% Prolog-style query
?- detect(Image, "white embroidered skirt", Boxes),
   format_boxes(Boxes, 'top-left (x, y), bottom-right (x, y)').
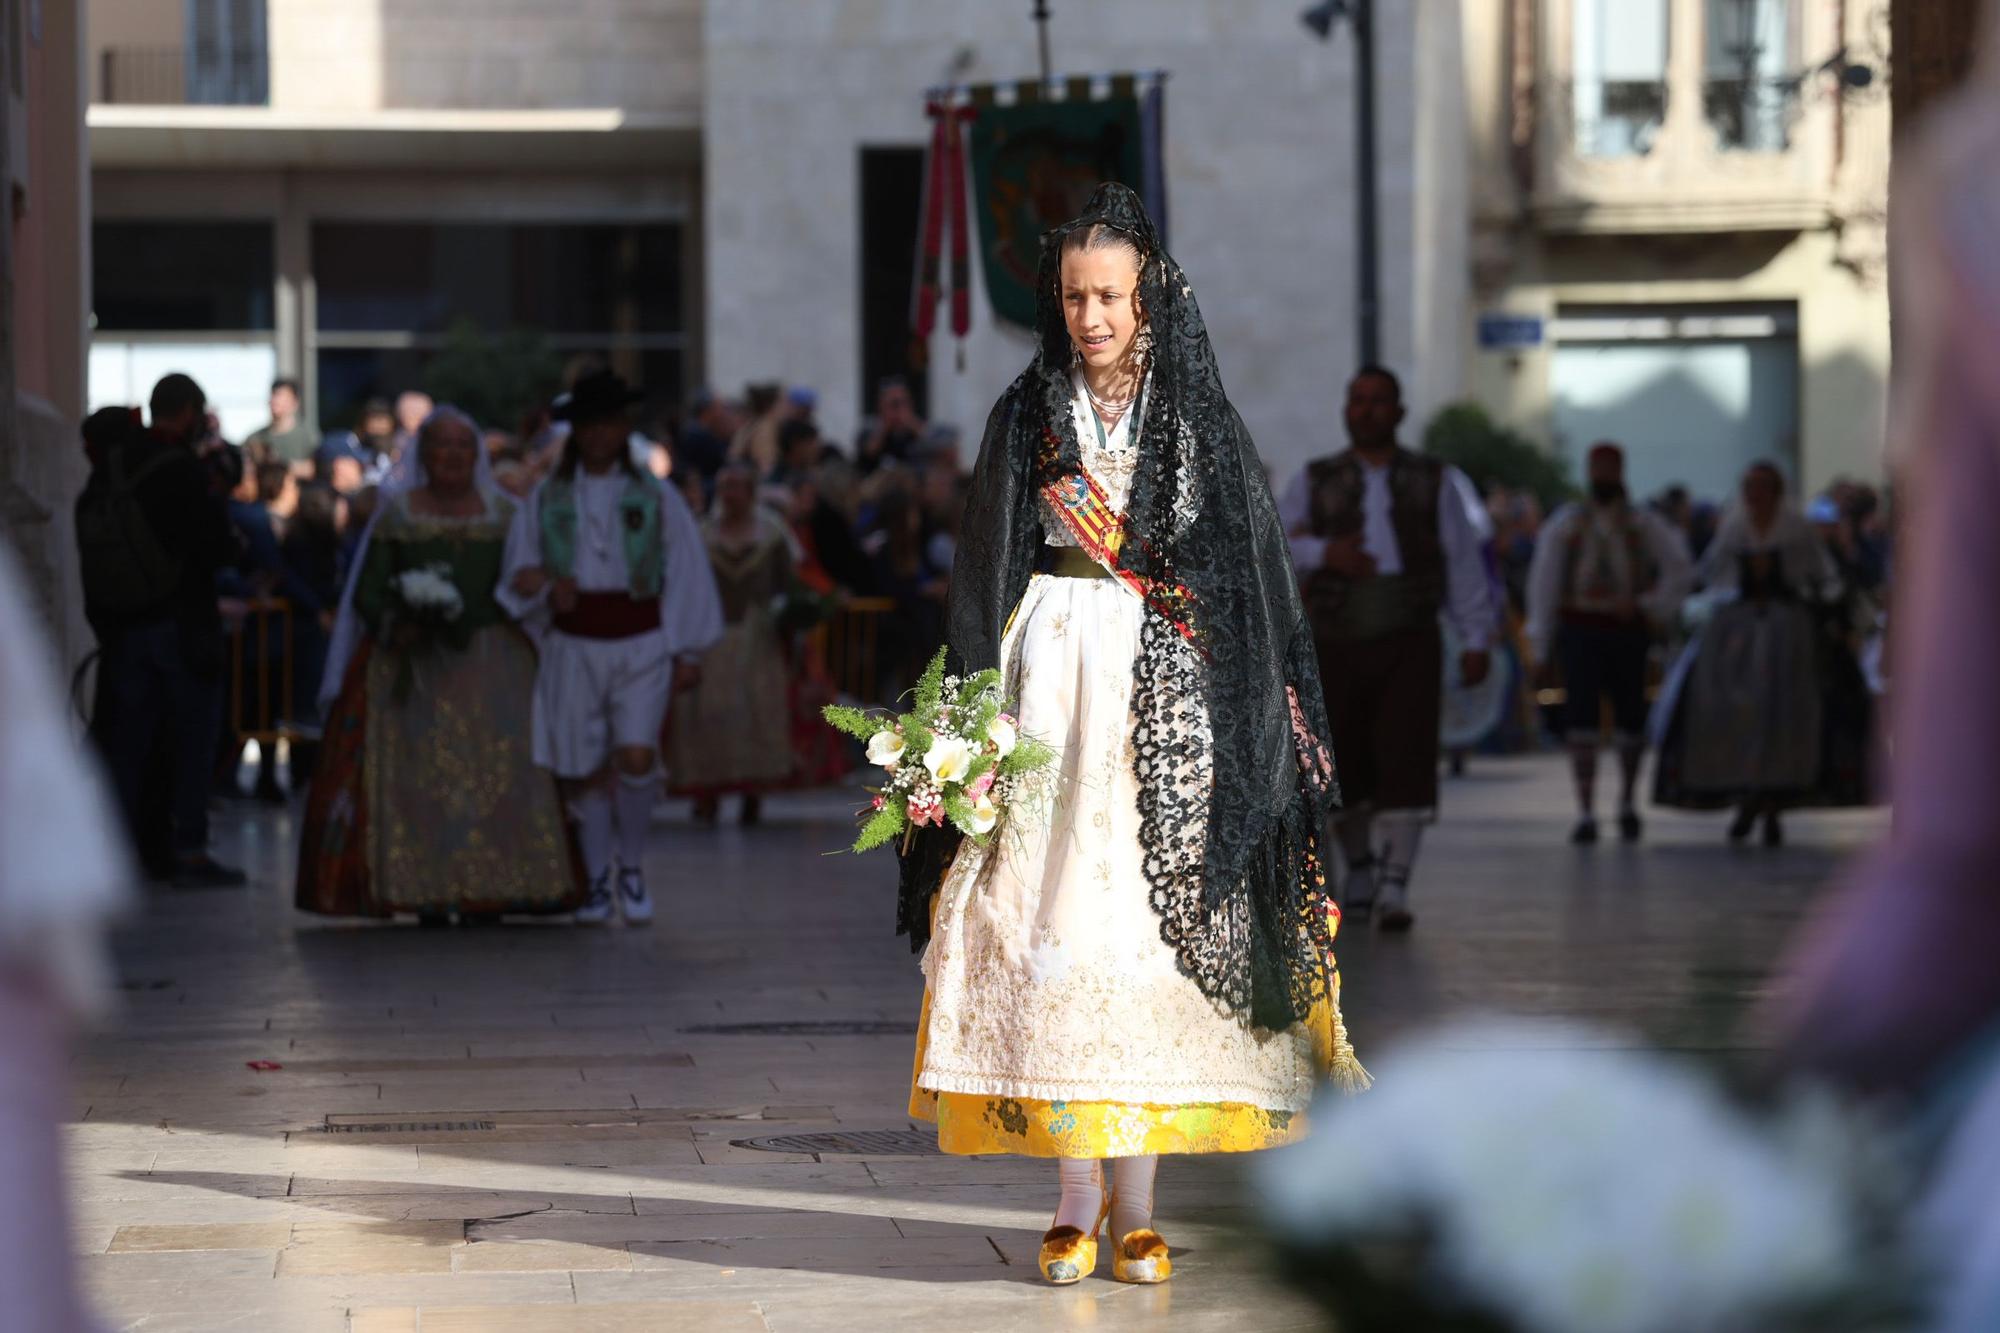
top-left (917, 570), bottom-right (1320, 1112)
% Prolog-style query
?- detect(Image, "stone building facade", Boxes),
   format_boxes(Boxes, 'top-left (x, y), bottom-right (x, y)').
top-left (86, 0), bottom-right (1468, 487)
top-left (1457, 0), bottom-right (1894, 501)
top-left (80, 0), bottom-right (1909, 536)
top-left (89, 0), bottom-right (701, 441)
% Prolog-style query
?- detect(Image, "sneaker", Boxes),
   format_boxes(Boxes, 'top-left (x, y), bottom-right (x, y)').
top-left (1341, 863), bottom-right (1378, 921)
top-left (1570, 817), bottom-right (1599, 846)
top-left (617, 867), bottom-right (654, 926)
top-left (1619, 810), bottom-right (1643, 844)
top-left (168, 856), bottom-right (248, 890)
top-left (574, 871), bottom-right (616, 925)
top-left (1377, 877), bottom-right (1415, 933)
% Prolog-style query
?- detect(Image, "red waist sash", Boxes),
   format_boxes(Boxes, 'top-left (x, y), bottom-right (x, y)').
top-left (553, 591), bottom-right (662, 640)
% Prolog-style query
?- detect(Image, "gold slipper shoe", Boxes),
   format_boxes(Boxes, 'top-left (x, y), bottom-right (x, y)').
top-left (1038, 1195), bottom-right (1111, 1285)
top-left (1110, 1227), bottom-right (1173, 1284)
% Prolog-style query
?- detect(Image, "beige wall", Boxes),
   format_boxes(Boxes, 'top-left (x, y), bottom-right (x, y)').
top-left (269, 0), bottom-right (701, 114)
top-left (86, 0), bottom-right (185, 102)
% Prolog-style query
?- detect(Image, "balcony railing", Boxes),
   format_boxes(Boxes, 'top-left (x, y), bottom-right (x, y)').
top-left (1569, 78), bottom-right (1670, 157)
top-left (1701, 76), bottom-right (1796, 152)
top-left (98, 45), bottom-right (268, 107)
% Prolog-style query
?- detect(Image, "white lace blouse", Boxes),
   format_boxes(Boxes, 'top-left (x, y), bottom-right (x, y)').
top-left (1042, 370), bottom-right (1143, 547)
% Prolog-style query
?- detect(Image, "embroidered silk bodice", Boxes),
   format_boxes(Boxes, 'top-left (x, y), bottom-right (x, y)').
top-left (1043, 372), bottom-right (1142, 547)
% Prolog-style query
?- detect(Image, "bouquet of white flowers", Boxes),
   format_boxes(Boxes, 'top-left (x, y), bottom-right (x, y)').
top-left (823, 647), bottom-right (1055, 854)
top-left (1259, 1018), bottom-right (1915, 1333)
top-left (382, 562), bottom-right (469, 702)
top-left (392, 564), bottom-right (465, 622)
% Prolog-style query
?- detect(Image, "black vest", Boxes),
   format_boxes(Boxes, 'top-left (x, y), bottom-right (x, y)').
top-left (1301, 447), bottom-right (1447, 640)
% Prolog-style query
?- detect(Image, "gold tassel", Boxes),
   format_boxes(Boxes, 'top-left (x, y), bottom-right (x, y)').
top-left (1325, 981), bottom-right (1373, 1094)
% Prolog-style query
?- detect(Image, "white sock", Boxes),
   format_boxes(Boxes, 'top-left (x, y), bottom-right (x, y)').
top-left (1053, 1157), bottom-right (1104, 1233)
top-left (614, 771), bottom-right (658, 873)
top-left (1378, 812), bottom-right (1426, 901)
top-left (570, 788), bottom-right (614, 883)
top-left (1110, 1154), bottom-right (1158, 1241)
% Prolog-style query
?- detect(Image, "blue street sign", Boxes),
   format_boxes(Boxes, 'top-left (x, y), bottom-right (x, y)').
top-left (1478, 314), bottom-right (1545, 350)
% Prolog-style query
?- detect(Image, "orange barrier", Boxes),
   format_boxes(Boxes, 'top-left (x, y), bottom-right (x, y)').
top-left (815, 596), bottom-right (897, 705)
top-left (229, 597), bottom-right (302, 746)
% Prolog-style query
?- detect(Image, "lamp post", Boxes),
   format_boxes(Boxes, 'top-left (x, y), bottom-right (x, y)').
top-left (1303, 0), bottom-right (1378, 367)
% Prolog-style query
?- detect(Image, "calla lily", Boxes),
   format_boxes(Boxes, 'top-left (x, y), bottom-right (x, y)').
top-left (967, 793), bottom-right (999, 835)
top-left (866, 729), bottom-right (906, 770)
top-left (924, 735), bottom-right (975, 785)
top-left (987, 715), bottom-right (1019, 758)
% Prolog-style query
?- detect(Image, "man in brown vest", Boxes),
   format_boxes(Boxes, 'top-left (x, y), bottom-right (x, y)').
top-left (1278, 366), bottom-right (1497, 931)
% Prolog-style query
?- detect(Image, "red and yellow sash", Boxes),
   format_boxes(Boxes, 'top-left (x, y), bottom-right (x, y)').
top-left (1038, 429), bottom-right (1203, 651)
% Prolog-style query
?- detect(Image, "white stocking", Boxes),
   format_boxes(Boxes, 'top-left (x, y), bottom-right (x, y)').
top-left (614, 769), bottom-right (658, 871)
top-left (1053, 1157), bottom-right (1104, 1233)
top-left (1111, 1154), bottom-right (1158, 1240)
top-left (1378, 812), bottom-right (1426, 891)
top-left (569, 788), bottom-right (614, 883)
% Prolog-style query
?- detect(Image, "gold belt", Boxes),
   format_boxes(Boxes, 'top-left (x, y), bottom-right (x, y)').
top-left (1046, 546), bottom-right (1114, 579)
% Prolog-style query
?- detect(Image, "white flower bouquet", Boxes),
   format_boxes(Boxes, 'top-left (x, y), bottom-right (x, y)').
top-left (391, 564), bottom-right (465, 623)
top-left (823, 647), bottom-right (1055, 854)
top-left (1259, 1018), bottom-right (1914, 1333)
top-left (383, 562), bottom-right (469, 702)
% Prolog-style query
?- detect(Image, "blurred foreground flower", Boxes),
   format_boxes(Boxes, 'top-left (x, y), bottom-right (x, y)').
top-left (1258, 1018), bottom-right (1914, 1333)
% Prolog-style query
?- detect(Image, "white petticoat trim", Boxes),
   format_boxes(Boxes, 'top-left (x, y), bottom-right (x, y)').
top-left (914, 1065), bottom-right (1317, 1114)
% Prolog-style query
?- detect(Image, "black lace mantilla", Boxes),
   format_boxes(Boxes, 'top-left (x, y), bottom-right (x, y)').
top-left (898, 182), bottom-right (1341, 1033)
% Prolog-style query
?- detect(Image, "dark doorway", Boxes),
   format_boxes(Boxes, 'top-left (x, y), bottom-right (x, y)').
top-left (858, 147), bottom-right (929, 422)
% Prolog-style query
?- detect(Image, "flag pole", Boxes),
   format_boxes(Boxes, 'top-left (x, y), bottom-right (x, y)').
top-left (1034, 1), bottom-right (1052, 85)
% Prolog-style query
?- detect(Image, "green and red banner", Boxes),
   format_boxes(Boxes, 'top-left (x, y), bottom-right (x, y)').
top-left (918, 75), bottom-right (1167, 337)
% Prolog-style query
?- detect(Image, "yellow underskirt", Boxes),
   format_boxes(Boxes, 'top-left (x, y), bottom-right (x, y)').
top-left (908, 974), bottom-right (1368, 1158)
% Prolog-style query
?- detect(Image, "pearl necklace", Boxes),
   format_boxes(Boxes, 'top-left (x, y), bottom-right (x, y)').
top-left (1082, 374), bottom-right (1139, 421)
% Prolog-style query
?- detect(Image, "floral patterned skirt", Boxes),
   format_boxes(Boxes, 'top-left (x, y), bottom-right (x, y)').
top-left (911, 571), bottom-right (1364, 1157)
top-left (909, 983), bottom-right (1356, 1157)
top-left (362, 627), bottom-right (581, 914)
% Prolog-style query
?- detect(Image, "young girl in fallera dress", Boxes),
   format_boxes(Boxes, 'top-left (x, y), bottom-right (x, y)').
top-left (899, 185), bottom-right (1366, 1286)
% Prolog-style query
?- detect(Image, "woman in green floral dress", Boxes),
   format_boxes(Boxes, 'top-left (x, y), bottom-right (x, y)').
top-left (298, 408), bottom-right (580, 920)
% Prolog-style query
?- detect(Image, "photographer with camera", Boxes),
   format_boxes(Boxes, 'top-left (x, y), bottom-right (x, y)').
top-left (76, 373), bottom-right (248, 888)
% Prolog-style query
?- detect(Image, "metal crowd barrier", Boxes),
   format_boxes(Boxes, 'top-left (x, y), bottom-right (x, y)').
top-left (815, 596), bottom-right (897, 705)
top-left (229, 597), bottom-right (302, 746)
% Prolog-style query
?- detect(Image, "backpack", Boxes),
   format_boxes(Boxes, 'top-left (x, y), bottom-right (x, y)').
top-left (76, 446), bottom-right (183, 619)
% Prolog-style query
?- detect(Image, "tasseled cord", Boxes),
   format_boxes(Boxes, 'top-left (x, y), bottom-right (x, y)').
top-left (1323, 972), bottom-right (1373, 1094)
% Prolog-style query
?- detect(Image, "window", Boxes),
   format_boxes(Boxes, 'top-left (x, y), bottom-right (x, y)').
top-left (92, 222), bottom-right (275, 331)
top-left (310, 222), bottom-right (687, 431)
top-left (1704, 0), bottom-right (1795, 151)
top-left (1572, 0), bottom-right (1670, 157)
top-left (313, 223), bottom-right (684, 336)
top-left (186, 0), bottom-right (268, 106)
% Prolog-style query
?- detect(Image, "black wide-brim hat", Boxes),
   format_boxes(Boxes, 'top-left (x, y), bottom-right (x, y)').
top-left (553, 369), bottom-right (644, 423)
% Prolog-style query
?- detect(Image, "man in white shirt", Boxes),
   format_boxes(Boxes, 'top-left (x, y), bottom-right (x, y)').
top-left (1524, 443), bottom-right (1692, 845)
top-left (500, 371), bottom-right (724, 926)
top-left (1278, 366), bottom-right (1498, 932)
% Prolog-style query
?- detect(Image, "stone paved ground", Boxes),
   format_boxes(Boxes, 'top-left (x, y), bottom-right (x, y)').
top-left (71, 756), bottom-right (1886, 1331)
